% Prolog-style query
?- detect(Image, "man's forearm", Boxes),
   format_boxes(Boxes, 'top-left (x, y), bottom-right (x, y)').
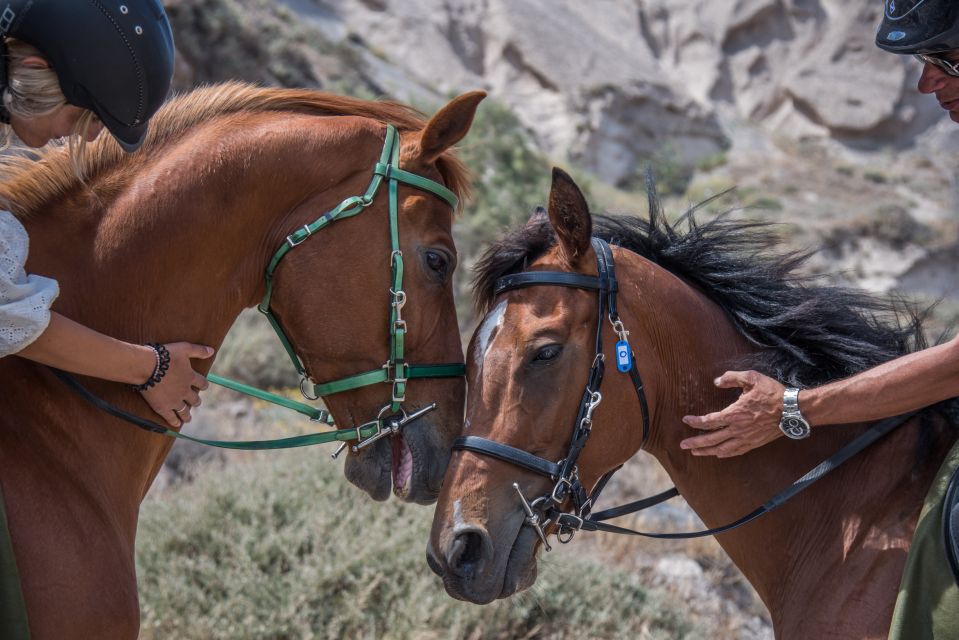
top-left (803, 337), bottom-right (959, 426)
top-left (16, 311), bottom-right (155, 385)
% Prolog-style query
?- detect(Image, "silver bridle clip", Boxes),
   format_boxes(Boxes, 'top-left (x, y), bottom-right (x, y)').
top-left (581, 390), bottom-right (602, 430)
top-left (391, 287), bottom-right (407, 332)
top-left (610, 317), bottom-right (629, 343)
top-left (513, 483), bottom-right (552, 552)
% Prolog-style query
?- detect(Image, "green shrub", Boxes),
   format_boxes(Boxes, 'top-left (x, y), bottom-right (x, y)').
top-left (137, 450), bottom-right (703, 639)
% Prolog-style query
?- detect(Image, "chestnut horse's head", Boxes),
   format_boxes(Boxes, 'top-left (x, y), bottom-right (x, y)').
top-left (2, 84), bottom-right (485, 506)
top-left (427, 169), bottom-right (657, 601)
top-left (259, 91), bottom-right (486, 504)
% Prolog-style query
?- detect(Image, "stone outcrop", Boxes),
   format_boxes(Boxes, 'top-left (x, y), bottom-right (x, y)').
top-left (285, 0), bottom-right (942, 184)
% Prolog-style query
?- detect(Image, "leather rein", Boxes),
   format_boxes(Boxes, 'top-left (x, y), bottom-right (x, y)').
top-left (452, 237), bottom-right (916, 549)
top-left (54, 124), bottom-right (466, 453)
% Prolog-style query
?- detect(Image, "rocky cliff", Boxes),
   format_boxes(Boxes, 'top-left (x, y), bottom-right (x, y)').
top-left (284, 0), bottom-right (946, 185)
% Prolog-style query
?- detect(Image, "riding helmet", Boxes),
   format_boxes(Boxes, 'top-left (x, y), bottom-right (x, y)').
top-left (0, 0), bottom-right (175, 152)
top-left (876, 0), bottom-right (959, 54)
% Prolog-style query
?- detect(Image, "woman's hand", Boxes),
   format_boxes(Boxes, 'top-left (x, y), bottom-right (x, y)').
top-left (140, 342), bottom-right (213, 427)
top-left (680, 370), bottom-right (785, 458)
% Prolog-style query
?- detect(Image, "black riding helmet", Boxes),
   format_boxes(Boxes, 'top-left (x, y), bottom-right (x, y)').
top-left (0, 0), bottom-right (174, 152)
top-left (876, 0), bottom-right (959, 55)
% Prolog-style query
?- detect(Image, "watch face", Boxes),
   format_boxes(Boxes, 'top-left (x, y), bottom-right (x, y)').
top-left (781, 415), bottom-right (811, 440)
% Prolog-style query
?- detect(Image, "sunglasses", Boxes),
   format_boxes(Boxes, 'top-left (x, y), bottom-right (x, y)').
top-left (915, 54), bottom-right (959, 78)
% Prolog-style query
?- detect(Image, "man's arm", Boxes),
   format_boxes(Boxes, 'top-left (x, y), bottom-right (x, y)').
top-left (679, 336), bottom-right (959, 457)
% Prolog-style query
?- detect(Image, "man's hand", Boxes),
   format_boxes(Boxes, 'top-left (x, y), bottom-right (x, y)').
top-left (680, 371), bottom-right (787, 458)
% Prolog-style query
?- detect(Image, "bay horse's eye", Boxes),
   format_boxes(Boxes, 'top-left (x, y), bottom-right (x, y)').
top-left (532, 344), bottom-right (563, 364)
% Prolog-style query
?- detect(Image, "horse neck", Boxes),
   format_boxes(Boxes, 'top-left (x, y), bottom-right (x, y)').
top-left (611, 250), bottom-right (953, 633)
top-left (9, 114), bottom-right (385, 498)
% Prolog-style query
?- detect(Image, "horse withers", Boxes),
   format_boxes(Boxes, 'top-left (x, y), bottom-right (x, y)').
top-left (427, 169), bottom-right (958, 639)
top-left (0, 83), bottom-right (483, 638)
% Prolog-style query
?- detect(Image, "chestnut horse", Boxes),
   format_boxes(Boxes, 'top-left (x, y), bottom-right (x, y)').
top-left (428, 169), bottom-right (958, 638)
top-left (0, 82), bottom-right (483, 638)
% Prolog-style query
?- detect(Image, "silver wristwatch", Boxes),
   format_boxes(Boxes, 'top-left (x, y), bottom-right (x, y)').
top-left (779, 387), bottom-right (811, 440)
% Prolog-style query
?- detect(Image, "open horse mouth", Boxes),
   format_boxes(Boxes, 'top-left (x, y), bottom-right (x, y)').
top-left (391, 435), bottom-right (414, 498)
top-left (343, 408), bottom-right (452, 504)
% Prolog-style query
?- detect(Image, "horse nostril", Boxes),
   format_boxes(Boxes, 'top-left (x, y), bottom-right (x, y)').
top-left (447, 528), bottom-right (489, 579)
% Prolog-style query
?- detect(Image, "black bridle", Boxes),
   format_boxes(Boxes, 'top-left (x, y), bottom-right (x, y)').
top-left (452, 237), bottom-right (916, 550)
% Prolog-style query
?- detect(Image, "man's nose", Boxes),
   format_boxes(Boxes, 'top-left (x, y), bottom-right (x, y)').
top-left (918, 62), bottom-right (950, 94)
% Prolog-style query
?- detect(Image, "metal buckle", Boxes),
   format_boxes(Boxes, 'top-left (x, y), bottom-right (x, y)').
top-left (557, 514), bottom-right (583, 544)
top-left (285, 224), bottom-right (313, 248)
top-left (514, 483), bottom-right (552, 552)
top-left (299, 376), bottom-right (319, 401)
top-left (383, 361), bottom-right (410, 384)
top-left (551, 475), bottom-right (574, 505)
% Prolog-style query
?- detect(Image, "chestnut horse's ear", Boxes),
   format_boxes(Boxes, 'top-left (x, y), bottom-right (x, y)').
top-left (547, 168), bottom-right (592, 261)
top-left (418, 90), bottom-right (486, 163)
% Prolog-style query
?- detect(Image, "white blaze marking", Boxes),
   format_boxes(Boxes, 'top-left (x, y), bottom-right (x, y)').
top-left (453, 499), bottom-right (466, 528)
top-left (473, 299), bottom-right (508, 370)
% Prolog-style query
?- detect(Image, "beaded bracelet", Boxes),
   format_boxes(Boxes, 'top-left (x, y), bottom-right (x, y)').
top-left (133, 343), bottom-right (171, 392)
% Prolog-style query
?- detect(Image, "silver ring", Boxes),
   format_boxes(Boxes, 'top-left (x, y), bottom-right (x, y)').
top-left (173, 403), bottom-right (190, 415)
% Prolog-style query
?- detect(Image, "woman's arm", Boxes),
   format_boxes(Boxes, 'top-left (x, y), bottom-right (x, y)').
top-left (679, 335), bottom-right (959, 457)
top-left (17, 311), bottom-right (213, 427)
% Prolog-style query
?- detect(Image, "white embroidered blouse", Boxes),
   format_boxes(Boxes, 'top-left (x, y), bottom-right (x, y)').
top-left (0, 210), bottom-right (59, 357)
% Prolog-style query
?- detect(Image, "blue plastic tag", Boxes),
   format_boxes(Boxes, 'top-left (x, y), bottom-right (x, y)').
top-left (615, 340), bottom-right (632, 373)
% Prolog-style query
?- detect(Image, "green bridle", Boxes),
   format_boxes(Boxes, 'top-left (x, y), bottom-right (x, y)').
top-left (205, 123), bottom-right (465, 452)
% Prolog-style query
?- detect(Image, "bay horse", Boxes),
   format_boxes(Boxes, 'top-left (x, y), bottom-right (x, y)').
top-left (0, 82), bottom-right (483, 638)
top-left (428, 169), bottom-right (958, 638)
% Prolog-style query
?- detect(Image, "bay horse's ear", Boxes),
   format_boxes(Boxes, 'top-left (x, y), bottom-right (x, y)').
top-left (526, 206), bottom-right (548, 225)
top-left (548, 168), bottom-right (592, 261)
top-left (418, 91), bottom-right (486, 163)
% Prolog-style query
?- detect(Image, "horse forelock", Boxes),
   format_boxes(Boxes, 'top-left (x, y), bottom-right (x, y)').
top-left (0, 81), bottom-right (472, 218)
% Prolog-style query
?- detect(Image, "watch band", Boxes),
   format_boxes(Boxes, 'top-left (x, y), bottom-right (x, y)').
top-left (783, 387), bottom-right (800, 413)
top-left (780, 387), bottom-right (811, 440)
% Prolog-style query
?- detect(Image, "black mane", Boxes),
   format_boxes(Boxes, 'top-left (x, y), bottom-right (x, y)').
top-left (474, 191), bottom-right (931, 391)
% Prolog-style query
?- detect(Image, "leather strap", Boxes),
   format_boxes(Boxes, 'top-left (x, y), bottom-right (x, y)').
top-left (494, 272), bottom-right (610, 296)
top-left (453, 436), bottom-right (561, 478)
top-left (556, 412), bottom-right (917, 539)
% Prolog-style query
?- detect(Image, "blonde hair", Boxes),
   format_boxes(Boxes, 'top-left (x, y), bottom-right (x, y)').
top-left (4, 38), bottom-right (66, 119)
top-left (1, 38), bottom-right (98, 161)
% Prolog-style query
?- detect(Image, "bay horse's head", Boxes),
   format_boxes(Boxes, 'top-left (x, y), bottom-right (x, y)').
top-left (427, 169), bottom-right (655, 601)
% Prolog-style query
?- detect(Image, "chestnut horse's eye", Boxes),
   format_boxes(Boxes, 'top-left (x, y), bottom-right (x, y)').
top-left (426, 250), bottom-right (447, 272)
top-left (423, 249), bottom-right (452, 281)
top-left (532, 344), bottom-right (563, 364)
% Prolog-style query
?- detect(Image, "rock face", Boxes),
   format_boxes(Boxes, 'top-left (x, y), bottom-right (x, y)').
top-left (296, 0), bottom-right (941, 184)
top-left (311, 0), bottom-right (727, 185)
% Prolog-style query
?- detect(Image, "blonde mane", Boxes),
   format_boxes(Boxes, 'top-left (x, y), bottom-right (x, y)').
top-left (0, 81), bottom-right (472, 217)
